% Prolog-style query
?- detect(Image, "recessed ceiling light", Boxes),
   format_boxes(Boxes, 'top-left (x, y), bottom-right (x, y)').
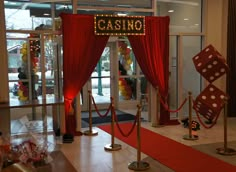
top-left (168, 10), bottom-right (174, 13)
top-left (194, 23), bottom-right (199, 26)
top-left (184, 18), bottom-right (189, 21)
top-left (117, 13), bottom-right (127, 16)
top-left (156, 0), bottom-right (199, 6)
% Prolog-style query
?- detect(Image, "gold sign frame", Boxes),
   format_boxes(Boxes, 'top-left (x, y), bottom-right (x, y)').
top-left (94, 14), bottom-right (145, 36)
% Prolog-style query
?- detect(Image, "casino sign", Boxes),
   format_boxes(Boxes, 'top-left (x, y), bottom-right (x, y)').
top-left (94, 14), bottom-right (145, 36)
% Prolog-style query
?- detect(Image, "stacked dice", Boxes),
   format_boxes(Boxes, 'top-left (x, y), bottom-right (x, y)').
top-left (192, 44), bottom-right (229, 121)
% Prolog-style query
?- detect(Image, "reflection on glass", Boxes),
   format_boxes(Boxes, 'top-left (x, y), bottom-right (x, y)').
top-left (157, 0), bottom-right (202, 33)
top-left (9, 82), bottom-right (20, 99)
top-left (91, 47), bottom-right (111, 104)
top-left (119, 77), bottom-right (136, 100)
top-left (77, 0), bottom-right (152, 8)
top-left (91, 77), bottom-right (111, 104)
top-left (38, 35), bottom-right (58, 98)
top-left (118, 40), bottom-right (137, 101)
top-left (7, 39), bottom-right (30, 101)
top-left (169, 36), bottom-right (178, 118)
top-left (118, 41), bottom-right (135, 75)
top-left (5, 2), bottom-right (52, 30)
top-left (140, 77), bottom-right (148, 95)
top-left (182, 36), bottom-right (202, 116)
top-left (140, 77), bottom-right (148, 111)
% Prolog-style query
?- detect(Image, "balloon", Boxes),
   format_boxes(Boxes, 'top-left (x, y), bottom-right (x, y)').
top-left (23, 90), bottom-right (29, 97)
top-left (126, 48), bottom-right (131, 54)
top-left (18, 90), bottom-right (23, 97)
top-left (22, 43), bottom-right (27, 49)
top-left (20, 48), bottom-right (27, 55)
top-left (19, 96), bottom-right (28, 101)
top-left (22, 55), bottom-right (27, 62)
top-left (126, 59), bottom-right (132, 65)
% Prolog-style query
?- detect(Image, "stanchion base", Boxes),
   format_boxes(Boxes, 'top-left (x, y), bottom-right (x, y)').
top-left (128, 161), bottom-right (150, 171)
top-left (104, 143), bottom-right (122, 151)
top-left (183, 134), bottom-right (198, 141)
top-left (83, 129), bottom-right (98, 136)
top-left (216, 147), bottom-right (236, 156)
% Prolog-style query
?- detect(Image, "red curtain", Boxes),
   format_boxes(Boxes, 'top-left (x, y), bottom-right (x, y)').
top-left (61, 13), bottom-right (109, 135)
top-left (128, 16), bottom-right (171, 124)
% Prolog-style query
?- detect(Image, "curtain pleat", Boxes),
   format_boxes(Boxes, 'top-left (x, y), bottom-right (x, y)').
top-left (61, 13), bottom-right (109, 135)
top-left (128, 16), bottom-right (171, 124)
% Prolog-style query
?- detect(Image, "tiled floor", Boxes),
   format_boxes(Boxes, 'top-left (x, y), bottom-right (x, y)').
top-left (60, 111), bottom-right (236, 172)
top-left (9, 111), bottom-right (236, 172)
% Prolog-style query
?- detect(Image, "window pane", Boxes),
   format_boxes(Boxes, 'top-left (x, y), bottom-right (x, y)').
top-left (91, 47), bottom-right (111, 104)
top-left (157, 0), bottom-right (202, 33)
top-left (169, 36), bottom-right (178, 118)
top-left (5, 2), bottom-right (52, 30)
top-left (77, 0), bottom-right (152, 9)
top-left (118, 40), bottom-right (137, 101)
top-left (182, 36), bottom-right (202, 116)
top-left (118, 40), bottom-right (136, 75)
top-left (7, 39), bottom-right (30, 101)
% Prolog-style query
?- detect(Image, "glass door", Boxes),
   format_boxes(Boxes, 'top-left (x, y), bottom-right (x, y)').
top-left (81, 42), bottom-right (117, 111)
top-left (81, 38), bottom-right (149, 113)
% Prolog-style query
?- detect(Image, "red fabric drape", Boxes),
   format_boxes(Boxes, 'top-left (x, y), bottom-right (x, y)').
top-left (61, 13), bottom-right (109, 135)
top-left (128, 16), bottom-right (171, 124)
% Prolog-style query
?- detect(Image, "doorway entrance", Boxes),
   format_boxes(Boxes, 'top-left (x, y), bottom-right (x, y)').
top-left (80, 38), bottom-right (148, 112)
top-left (81, 42), bottom-right (117, 111)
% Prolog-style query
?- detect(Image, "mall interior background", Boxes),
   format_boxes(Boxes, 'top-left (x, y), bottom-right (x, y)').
top-left (0, 0), bottom-right (228, 135)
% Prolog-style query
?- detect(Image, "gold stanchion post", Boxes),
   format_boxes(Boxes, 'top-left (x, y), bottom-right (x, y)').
top-left (104, 97), bottom-right (122, 151)
top-left (183, 91), bottom-right (198, 140)
top-left (216, 97), bottom-right (236, 155)
top-left (84, 90), bottom-right (98, 136)
top-left (128, 104), bottom-right (150, 171)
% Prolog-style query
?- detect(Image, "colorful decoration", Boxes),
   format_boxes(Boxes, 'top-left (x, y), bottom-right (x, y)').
top-left (17, 30), bottom-right (40, 101)
top-left (2, 138), bottom-right (53, 170)
top-left (29, 33), bottom-right (40, 74)
top-left (118, 41), bottom-right (135, 100)
top-left (18, 43), bottom-right (29, 101)
top-left (118, 76), bottom-right (132, 100)
top-left (181, 118), bottom-right (200, 138)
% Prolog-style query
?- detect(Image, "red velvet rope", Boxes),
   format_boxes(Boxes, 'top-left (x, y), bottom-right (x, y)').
top-left (91, 96), bottom-right (111, 118)
top-left (192, 99), bottom-right (220, 129)
top-left (159, 96), bottom-right (188, 113)
top-left (114, 109), bottom-right (138, 137)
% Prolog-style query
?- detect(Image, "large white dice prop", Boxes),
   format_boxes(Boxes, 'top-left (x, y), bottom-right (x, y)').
top-left (193, 84), bottom-right (228, 121)
top-left (192, 44), bottom-right (229, 83)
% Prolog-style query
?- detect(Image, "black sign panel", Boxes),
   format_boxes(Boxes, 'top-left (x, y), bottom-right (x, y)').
top-left (94, 15), bottom-right (145, 36)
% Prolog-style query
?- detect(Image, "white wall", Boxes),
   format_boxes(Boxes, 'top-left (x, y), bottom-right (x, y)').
top-left (205, 0), bottom-right (228, 92)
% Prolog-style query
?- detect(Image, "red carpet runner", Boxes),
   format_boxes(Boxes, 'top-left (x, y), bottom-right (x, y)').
top-left (98, 123), bottom-right (236, 172)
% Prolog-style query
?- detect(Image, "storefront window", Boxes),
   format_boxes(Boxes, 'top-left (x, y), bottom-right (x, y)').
top-left (4, 1), bottom-right (52, 30)
top-left (182, 36), bottom-right (202, 116)
top-left (77, 0), bottom-right (152, 9)
top-left (157, 0), bottom-right (202, 33)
